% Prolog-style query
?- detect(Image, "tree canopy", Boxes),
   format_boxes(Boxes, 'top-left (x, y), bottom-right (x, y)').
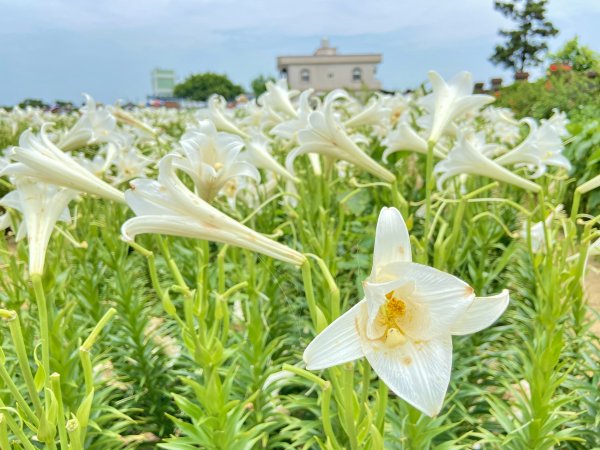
top-left (250, 75), bottom-right (276, 97)
top-left (490, 0), bottom-right (558, 73)
top-left (548, 36), bottom-right (600, 72)
top-left (174, 72), bottom-right (244, 101)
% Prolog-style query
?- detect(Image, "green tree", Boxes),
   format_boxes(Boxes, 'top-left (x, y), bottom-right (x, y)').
top-left (18, 98), bottom-right (48, 109)
top-left (490, 0), bottom-right (559, 74)
top-left (174, 72), bottom-right (243, 101)
top-left (250, 74), bottom-right (276, 97)
top-left (548, 36), bottom-right (600, 72)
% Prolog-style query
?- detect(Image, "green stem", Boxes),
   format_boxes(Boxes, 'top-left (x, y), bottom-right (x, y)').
top-left (306, 254), bottom-right (340, 320)
top-left (301, 261), bottom-right (318, 327)
top-left (342, 366), bottom-right (358, 450)
top-left (0, 363), bottom-right (39, 427)
top-left (50, 373), bottom-right (69, 450)
top-left (79, 349), bottom-right (94, 396)
top-left (0, 401), bottom-right (37, 450)
top-left (321, 382), bottom-right (342, 450)
top-left (3, 310), bottom-right (43, 415)
top-left (0, 414), bottom-right (10, 450)
top-left (423, 140), bottom-right (436, 264)
top-left (31, 274), bottom-right (50, 390)
top-left (158, 236), bottom-right (189, 293)
top-left (81, 308), bottom-right (117, 352)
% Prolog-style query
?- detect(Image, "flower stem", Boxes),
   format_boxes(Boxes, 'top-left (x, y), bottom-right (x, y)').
top-left (301, 260), bottom-right (318, 327)
top-left (50, 373), bottom-right (69, 450)
top-left (31, 274), bottom-right (50, 389)
top-left (2, 310), bottom-right (43, 415)
top-left (423, 140), bottom-right (436, 263)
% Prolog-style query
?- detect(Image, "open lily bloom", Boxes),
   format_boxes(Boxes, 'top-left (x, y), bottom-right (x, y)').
top-left (434, 130), bottom-right (541, 192)
top-left (385, 93), bottom-right (410, 127)
top-left (271, 90), bottom-right (315, 142)
top-left (494, 118), bottom-right (571, 179)
top-left (110, 145), bottom-right (152, 186)
top-left (242, 133), bottom-right (297, 183)
top-left (175, 120), bottom-right (260, 203)
top-left (382, 121), bottom-right (446, 161)
top-left (2, 125), bottom-right (126, 203)
top-left (286, 102), bottom-right (395, 183)
top-left (206, 96), bottom-right (249, 139)
top-left (344, 94), bottom-right (391, 129)
top-left (122, 154), bottom-right (306, 266)
top-left (58, 94), bottom-right (118, 151)
top-left (0, 177), bottom-right (77, 275)
top-left (481, 106), bottom-right (522, 146)
top-left (259, 79), bottom-right (299, 119)
top-left (419, 71), bottom-right (494, 143)
top-left (545, 109), bottom-right (570, 138)
top-left (304, 207), bottom-right (509, 416)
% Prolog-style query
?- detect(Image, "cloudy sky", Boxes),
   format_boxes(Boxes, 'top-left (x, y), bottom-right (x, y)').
top-left (1, 0), bottom-right (599, 105)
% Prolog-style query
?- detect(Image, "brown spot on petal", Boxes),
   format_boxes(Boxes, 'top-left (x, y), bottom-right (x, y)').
top-left (402, 356), bottom-right (412, 365)
top-left (465, 286), bottom-right (474, 296)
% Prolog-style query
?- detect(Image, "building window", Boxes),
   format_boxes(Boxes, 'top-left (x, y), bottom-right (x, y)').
top-left (328, 72), bottom-right (334, 79)
top-left (301, 69), bottom-right (310, 82)
top-left (352, 67), bottom-right (362, 82)
top-left (280, 68), bottom-right (288, 79)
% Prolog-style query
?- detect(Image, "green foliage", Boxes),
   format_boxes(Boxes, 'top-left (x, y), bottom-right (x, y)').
top-left (18, 98), bottom-right (49, 109)
top-left (495, 71), bottom-right (600, 121)
top-left (1, 92), bottom-right (598, 450)
top-left (564, 120), bottom-right (600, 213)
top-left (549, 36), bottom-right (600, 72)
top-left (173, 72), bottom-right (243, 101)
top-left (250, 74), bottom-right (276, 97)
top-left (490, 0), bottom-right (559, 73)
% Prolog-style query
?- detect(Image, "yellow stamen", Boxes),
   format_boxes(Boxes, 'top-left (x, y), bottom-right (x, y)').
top-left (376, 291), bottom-right (407, 348)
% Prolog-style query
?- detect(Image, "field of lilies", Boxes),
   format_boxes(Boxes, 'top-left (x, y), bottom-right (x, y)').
top-left (0, 72), bottom-right (598, 449)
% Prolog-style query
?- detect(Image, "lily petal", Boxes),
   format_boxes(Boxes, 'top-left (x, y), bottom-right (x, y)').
top-left (365, 334), bottom-right (452, 417)
top-left (451, 289), bottom-right (509, 335)
top-left (304, 300), bottom-right (366, 370)
top-left (371, 207), bottom-right (412, 280)
top-left (367, 262), bottom-right (474, 340)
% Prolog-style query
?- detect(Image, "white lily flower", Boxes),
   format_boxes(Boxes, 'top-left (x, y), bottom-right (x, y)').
top-left (271, 90), bottom-right (315, 142)
top-left (242, 133), bottom-right (297, 182)
top-left (259, 79), bottom-right (299, 119)
top-left (419, 71), bottom-right (494, 143)
top-left (495, 119), bottom-right (571, 178)
top-left (382, 121), bottom-right (445, 161)
top-left (58, 94), bottom-right (117, 151)
top-left (109, 105), bottom-right (158, 138)
top-left (2, 125), bottom-right (126, 203)
top-left (434, 130), bottom-right (541, 192)
top-left (122, 154), bottom-right (306, 266)
top-left (304, 207), bottom-right (509, 416)
top-left (385, 93), bottom-right (410, 127)
top-left (110, 145), bottom-right (152, 186)
top-left (175, 120), bottom-right (259, 203)
top-left (520, 204), bottom-right (563, 253)
top-left (0, 178), bottom-right (77, 275)
top-left (344, 94), bottom-right (391, 129)
top-left (545, 109), bottom-right (570, 138)
top-left (482, 107), bottom-right (521, 146)
top-left (286, 102), bottom-right (395, 183)
top-left (206, 96), bottom-right (249, 139)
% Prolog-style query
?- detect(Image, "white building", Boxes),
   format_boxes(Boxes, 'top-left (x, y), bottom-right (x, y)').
top-left (277, 39), bottom-right (382, 92)
top-left (151, 68), bottom-right (177, 98)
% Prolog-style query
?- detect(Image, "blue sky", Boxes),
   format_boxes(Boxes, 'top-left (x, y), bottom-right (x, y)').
top-left (1, 0), bottom-right (599, 105)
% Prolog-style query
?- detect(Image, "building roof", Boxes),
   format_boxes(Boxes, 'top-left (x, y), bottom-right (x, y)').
top-left (277, 38), bottom-right (382, 68)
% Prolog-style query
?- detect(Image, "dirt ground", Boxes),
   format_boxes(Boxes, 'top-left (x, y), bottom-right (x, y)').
top-left (585, 260), bottom-right (600, 335)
